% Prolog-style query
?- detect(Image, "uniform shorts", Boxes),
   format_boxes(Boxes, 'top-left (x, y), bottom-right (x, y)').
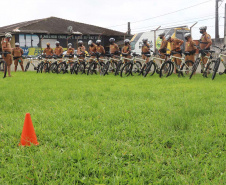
top-left (14, 57), bottom-right (23, 66)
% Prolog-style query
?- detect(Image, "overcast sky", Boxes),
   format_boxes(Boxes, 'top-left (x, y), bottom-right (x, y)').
top-left (0, 0), bottom-right (225, 40)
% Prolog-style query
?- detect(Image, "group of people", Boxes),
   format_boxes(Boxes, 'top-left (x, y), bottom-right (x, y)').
top-left (1, 25), bottom-right (212, 77)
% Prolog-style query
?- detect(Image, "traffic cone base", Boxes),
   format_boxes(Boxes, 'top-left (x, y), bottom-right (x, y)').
top-left (19, 113), bottom-right (39, 146)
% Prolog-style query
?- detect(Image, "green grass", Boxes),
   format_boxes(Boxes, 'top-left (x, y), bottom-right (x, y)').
top-left (0, 72), bottom-right (225, 184)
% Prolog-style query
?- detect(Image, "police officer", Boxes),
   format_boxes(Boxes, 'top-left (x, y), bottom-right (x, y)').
top-left (141, 38), bottom-right (150, 63)
top-left (184, 33), bottom-right (197, 63)
top-left (109, 38), bottom-right (120, 56)
top-left (88, 40), bottom-right (97, 62)
top-left (12, 42), bottom-right (24, 72)
top-left (121, 39), bottom-right (131, 61)
top-left (54, 41), bottom-right (63, 57)
top-left (199, 26), bottom-right (212, 73)
top-left (77, 40), bottom-right (86, 60)
top-left (158, 32), bottom-right (168, 61)
top-left (43, 43), bottom-right (53, 57)
top-left (96, 40), bottom-right (105, 56)
top-left (1, 33), bottom-right (12, 77)
top-left (66, 43), bottom-right (75, 58)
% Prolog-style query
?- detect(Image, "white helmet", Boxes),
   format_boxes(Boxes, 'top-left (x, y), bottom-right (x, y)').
top-left (184, 33), bottom-right (191, 38)
top-left (68, 43), bottom-right (72, 46)
top-left (199, 26), bottom-right (207, 30)
top-left (88, 40), bottom-right (93, 46)
top-left (55, 41), bottom-right (60, 44)
top-left (15, 42), bottom-right (20, 46)
top-left (109, 38), bottom-right (115, 42)
top-left (124, 39), bottom-right (130, 43)
top-left (165, 35), bottom-right (171, 41)
top-left (142, 38), bottom-right (148, 42)
top-left (96, 40), bottom-right (101, 44)
top-left (158, 32), bottom-right (165, 37)
top-left (78, 40), bottom-right (83, 44)
top-left (5, 33), bottom-right (12, 38)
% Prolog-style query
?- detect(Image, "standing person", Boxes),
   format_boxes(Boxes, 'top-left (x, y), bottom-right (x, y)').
top-left (96, 40), bottom-right (105, 57)
top-left (66, 43), bottom-right (75, 58)
top-left (184, 33), bottom-right (197, 62)
top-left (54, 41), bottom-right (63, 61)
top-left (121, 39), bottom-right (131, 62)
top-left (1, 33), bottom-right (12, 77)
top-left (43, 43), bottom-right (53, 57)
top-left (88, 40), bottom-right (97, 62)
top-left (158, 33), bottom-right (168, 61)
top-left (166, 35), bottom-right (184, 73)
top-left (109, 38), bottom-right (120, 56)
top-left (199, 26), bottom-right (212, 73)
top-left (77, 40), bottom-right (86, 60)
top-left (12, 42), bottom-right (24, 72)
top-left (141, 38), bottom-right (150, 63)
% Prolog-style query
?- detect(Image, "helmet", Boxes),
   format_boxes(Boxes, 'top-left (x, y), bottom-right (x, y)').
top-left (124, 39), bottom-right (130, 43)
top-left (5, 33), bottom-right (12, 38)
top-left (96, 40), bottom-right (101, 44)
top-left (158, 32), bottom-right (165, 37)
top-left (88, 40), bottom-right (93, 46)
top-left (46, 42), bottom-right (50, 46)
top-left (78, 40), bottom-right (83, 44)
top-left (199, 26), bottom-right (207, 30)
top-left (109, 38), bottom-right (115, 42)
top-left (165, 35), bottom-right (171, 41)
top-left (68, 43), bottom-right (72, 46)
top-left (184, 33), bottom-right (191, 38)
top-left (55, 41), bottom-right (60, 44)
top-left (15, 42), bottom-right (20, 46)
top-left (142, 38), bottom-right (148, 42)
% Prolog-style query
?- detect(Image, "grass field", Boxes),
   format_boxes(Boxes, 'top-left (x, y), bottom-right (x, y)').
top-left (0, 72), bottom-right (225, 184)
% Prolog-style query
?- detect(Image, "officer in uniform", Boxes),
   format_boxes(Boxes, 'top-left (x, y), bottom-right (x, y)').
top-left (12, 42), bottom-right (24, 72)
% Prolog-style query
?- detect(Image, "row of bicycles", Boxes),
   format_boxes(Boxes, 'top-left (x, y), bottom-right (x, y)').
top-left (9, 45), bottom-right (226, 80)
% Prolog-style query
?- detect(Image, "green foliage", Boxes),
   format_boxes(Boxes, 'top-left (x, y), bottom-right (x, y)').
top-left (0, 72), bottom-right (225, 184)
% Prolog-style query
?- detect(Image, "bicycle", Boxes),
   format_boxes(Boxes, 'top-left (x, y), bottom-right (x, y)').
top-left (0, 52), bottom-right (8, 78)
top-left (189, 49), bottom-right (215, 79)
top-left (87, 52), bottom-right (106, 75)
top-left (57, 54), bottom-right (76, 74)
top-left (160, 51), bottom-right (194, 78)
top-left (212, 45), bottom-right (226, 80)
top-left (102, 53), bottom-right (119, 76)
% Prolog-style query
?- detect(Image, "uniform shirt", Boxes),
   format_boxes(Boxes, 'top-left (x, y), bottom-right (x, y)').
top-left (110, 43), bottom-right (119, 54)
top-left (77, 46), bottom-right (86, 55)
top-left (142, 43), bottom-right (150, 53)
top-left (122, 45), bottom-right (131, 54)
top-left (89, 44), bottom-right (97, 54)
top-left (185, 40), bottom-right (197, 52)
top-left (54, 46), bottom-right (63, 56)
top-left (66, 48), bottom-right (74, 55)
top-left (96, 45), bottom-right (105, 54)
top-left (159, 38), bottom-right (168, 51)
top-left (12, 47), bottom-right (23, 57)
top-left (1, 39), bottom-right (11, 52)
top-left (169, 38), bottom-right (184, 51)
top-left (200, 33), bottom-right (212, 49)
top-left (43, 47), bottom-right (53, 56)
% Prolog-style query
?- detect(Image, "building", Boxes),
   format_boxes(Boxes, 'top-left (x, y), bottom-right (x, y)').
top-left (0, 16), bottom-right (128, 55)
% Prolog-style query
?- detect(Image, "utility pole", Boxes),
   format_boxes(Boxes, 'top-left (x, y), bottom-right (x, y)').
top-left (215, 0), bottom-right (222, 39)
top-left (224, 3), bottom-right (226, 44)
top-left (128, 22), bottom-right (131, 35)
top-left (190, 22), bottom-right (197, 36)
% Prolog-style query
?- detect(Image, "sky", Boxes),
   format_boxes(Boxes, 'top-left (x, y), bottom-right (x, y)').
top-left (0, 0), bottom-right (225, 40)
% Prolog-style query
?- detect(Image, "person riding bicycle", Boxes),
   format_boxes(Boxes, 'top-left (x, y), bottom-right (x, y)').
top-left (109, 38), bottom-right (120, 58)
top-left (66, 43), bottom-right (75, 59)
top-left (77, 40), bottom-right (86, 60)
top-left (199, 26), bottom-right (212, 73)
top-left (122, 39), bottom-right (131, 61)
top-left (1, 33), bottom-right (13, 77)
top-left (96, 40), bottom-right (105, 57)
top-left (43, 43), bottom-right (53, 57)
top-left (184, 33), bottom-right (197, 63)
top-left (141, 38), bottom-right (150, 63)
top-left (166, 35), bottom-right (184, 73)
top-left (54, 41), bottom-right (63, 62)
top-left (12, 42), bottom-right (24, 72)
top-left (158, 32), bottom-right (168, 61)
top-left (88, 40), bottom-right (97, 62)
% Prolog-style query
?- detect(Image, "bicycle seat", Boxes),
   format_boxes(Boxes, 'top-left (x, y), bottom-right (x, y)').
top-left (122, 53), bottom-right (129, 57)
top-left (171, 51), bottom-right (181, 55)
top-left (105, 53), bottom-right (112, 57)
top-left (64, 55), bottom-right (73, 58)
top-left (144, 54), bottom-right (151, 57)
top-left (165, 54), bottom-right (171, 57)
top-left (132, 53), bottom-right (139, 57)
top-left (184, 52), bottom-right (190, 56)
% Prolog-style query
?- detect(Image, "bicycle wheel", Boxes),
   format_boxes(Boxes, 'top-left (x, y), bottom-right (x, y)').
top-left (78, 62), bottom-right (86, 74)
top-left (120, 63), bottom-right (132, 77)
top-left (43, 63), bottom-right (49, 73)
top-left (189, 58), bottom-right (200, 79)
top-left (71, 62), bottom-right (78, 74)
top-left (115, 61), bottom-right (123, 76)
top-left (144, 61), bottom-right (156, 77)
top-left (98, 62), bottom-right (105, 75)
top-left (212, 58), bottom-right (220, 80)
top-left (132, 61), bottom-right (142, 76)
top-left (203, 61), bottom-right (214, 78)
top-left (0, 61), bottom-right (7, 78)
top-left (37, 62), bottom-right (43, 73)
top-left (103, 62), bottom-right (110, 76)
top-left (180, 60), bottom-right (194, 77)
top-left (50, 63), bottom-right (57, 73)
top-left (87, 62), bottom-right (95, 75)
top-left (160, 61), bottom-right (173, 77)
top-left (57, 62), bottom-right (66, 74)
top-left (25, 62), bottom-right (30, 72)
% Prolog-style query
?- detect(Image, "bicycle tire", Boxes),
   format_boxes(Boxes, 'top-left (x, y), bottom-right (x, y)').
top-left (180, 60), bottom-right (194, 77)
top-left (25, 62), bottom-right (30, 72)
top-left (115, 61), bottom-right (123, 76)
top-left (50, 63), bottom-right (57, 73)
top-left (87, 62), bottom-right (95, 75)
top-left (203, 61), bottom-right (213, 78)
top-left (189, 58), bottom-right (200, 79)
top-left (132, 61), bottom-right (142, 76)
top-left (212, 58), bottom-right (220, 80)
top-left (103, 62), bottom-right (110, 76)
top-left (0, 61), bottom-right (7, 78)
top-left (57, 62), bottom-right (66, 74)
top-left (43, 63), bottom-right (49, 73)
top-left (120, 62), bottom-right (132, 77)
top-left (160, 61), bottom-right (173, 78)
top-left (71, 62), bottom-right (78, 74)
top-left (78, 62), bottom-right (86, 74)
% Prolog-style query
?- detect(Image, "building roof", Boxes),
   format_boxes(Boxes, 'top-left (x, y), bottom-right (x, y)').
top-left (0, 16), bottom-right (125, 36)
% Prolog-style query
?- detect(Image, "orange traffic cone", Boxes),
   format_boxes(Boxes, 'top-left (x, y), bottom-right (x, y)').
top-left (19, 113), bottom-right (39, 146)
